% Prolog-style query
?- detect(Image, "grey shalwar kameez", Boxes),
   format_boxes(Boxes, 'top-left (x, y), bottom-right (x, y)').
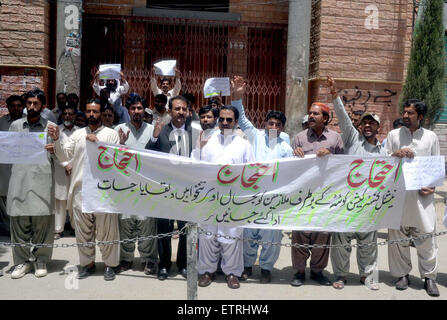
top-left (7, 117), bottom-right (55, 265)
top-left (330, 97), bottom-right (384, 278)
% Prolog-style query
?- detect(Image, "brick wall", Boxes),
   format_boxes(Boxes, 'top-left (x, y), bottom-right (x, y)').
top-left (317, 0), bottom-right (412, 81)
top-left (0, 0), bottom-right (51, 113)
top-left (309, 79), bottom-right (401, 142)
top-left (308, 0), bottom-right (415, 142)
top-left (309, 0), bottom-right (322, 79)
top-left (0, 0), bottom-right (51, 66)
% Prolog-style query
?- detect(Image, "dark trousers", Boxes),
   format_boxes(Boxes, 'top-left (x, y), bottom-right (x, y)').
top-left (157, 218), bottom-right (186, 271)
top-left (291, 231), bottom-right (331, 273)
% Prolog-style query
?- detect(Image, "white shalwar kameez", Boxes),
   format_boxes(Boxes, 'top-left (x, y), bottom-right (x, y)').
top-left (386, 126), bottom-right (440, 280)
top-left (191, 133), bottom-right (254, 277)
top-left (54, 124), bottom-right (78, 232)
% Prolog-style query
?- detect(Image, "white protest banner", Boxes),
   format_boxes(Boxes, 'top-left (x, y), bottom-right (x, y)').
top-left (0, 132), bottom-right (47, 164)
top-left (402, 156), bottom-right (445, 190)
top-left (99, 64), bottom-right (121, 80)
top-left (154, 60), bottom-right (176, 76)
top-left (83, 142), bottom-right (409, 232)
top-left (203, 77), bottom-right (231, 98)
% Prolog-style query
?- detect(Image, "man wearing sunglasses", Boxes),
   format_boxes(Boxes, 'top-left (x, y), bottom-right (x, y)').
top-left (230, 75), bottom-right (293, 284)
top-left (192, 105), bottom-right (254, 290)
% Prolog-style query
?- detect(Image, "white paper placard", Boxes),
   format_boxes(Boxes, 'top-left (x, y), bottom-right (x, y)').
top-left (99, 64), bottom-right (121, 80)
top-left (402, 156), bottom-right (445, 190)
top-left (0, 132), bottom-right (47, 164)
top-left (203, 77), bottom-right (231, 98)
top-left (154, 60), bottom-right (177, 76)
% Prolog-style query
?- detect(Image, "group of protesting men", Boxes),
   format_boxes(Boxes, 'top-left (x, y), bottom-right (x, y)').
top-left (0, 69), bottom-right (441, 297)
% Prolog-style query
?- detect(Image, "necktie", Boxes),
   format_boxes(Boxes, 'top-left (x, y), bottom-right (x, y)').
top-left (177, 132), bottom-right (182, 155)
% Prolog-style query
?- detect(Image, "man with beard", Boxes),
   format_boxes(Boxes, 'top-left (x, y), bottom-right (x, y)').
top-left (93, 70), bottom-right (130, 124)
top-left (146, 95), bottom-right (198, 280)
top-left (290, 99), bottom-right (343, 288)
top-left (8, 89), bottom-right (56, 279)
top-left (198, 105), bottom-right (219, 134)
top-left (193, 105), bottom-right (219, 157)
top-left (20, 94), bottom-right (57, 124)
top-left (53, 105), bottom-right (78, 240)
top-left (151, 67), bottom-right (181, 109)
top-left (0, 95), bottom-right (25, 236)
top-left (385, 99), bottom-right (441, 297)
top-left (192, 105), bottom-right (254, 289)
top-left (152, 94), bottom-right (171, 124)
top-left (50, 99), bottom-right (121, 281)
top-left (114, 94), bottom-right (158, 275)
top-left (230, 75), bottom-right (293, 284)
top-left (327, 76), bottom-right (383, 290)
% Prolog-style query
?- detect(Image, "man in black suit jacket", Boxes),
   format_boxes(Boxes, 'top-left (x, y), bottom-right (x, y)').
top-left (146, 95), bottom-right (197, 280)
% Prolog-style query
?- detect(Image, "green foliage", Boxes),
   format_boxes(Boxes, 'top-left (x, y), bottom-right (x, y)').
top-left (400, 0), bottom-right (445, 126)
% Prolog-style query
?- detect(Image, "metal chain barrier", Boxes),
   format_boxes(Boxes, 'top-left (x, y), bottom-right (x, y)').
top-left (196, 227), bottom-right (447, 250)
top-left (1, 224), bottom-right (446, 250)
top-left (0, 225), bottom-right (189, 249)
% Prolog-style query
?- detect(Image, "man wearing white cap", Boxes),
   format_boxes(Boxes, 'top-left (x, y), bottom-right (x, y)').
top-left (327, 76), bottom-right (384, 290)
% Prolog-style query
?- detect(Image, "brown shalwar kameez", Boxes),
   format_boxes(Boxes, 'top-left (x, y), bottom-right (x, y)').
top-left (291, 127), bottom-right (344, 273)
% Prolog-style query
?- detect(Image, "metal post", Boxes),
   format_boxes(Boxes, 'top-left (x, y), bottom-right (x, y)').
top-left (186, 223), bottom-right (198, 300)
top-left (285, 0), bottom-right (312, 138)
top-left (56, 0), bottom-right (82, 96)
